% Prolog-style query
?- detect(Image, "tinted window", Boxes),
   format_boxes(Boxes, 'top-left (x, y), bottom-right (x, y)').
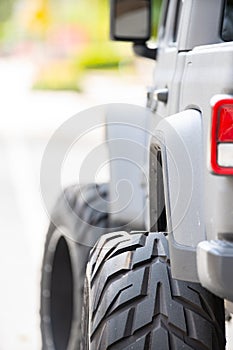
top-left (174, 0), bottom-right (183, 42)
top-left (154, 0), bottom-right (169, 40)
top-left (222, 0), bottom-right (233, 41)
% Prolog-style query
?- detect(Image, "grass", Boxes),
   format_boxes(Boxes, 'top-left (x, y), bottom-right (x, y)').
top-left (77, 42), bottom-right (131, 70)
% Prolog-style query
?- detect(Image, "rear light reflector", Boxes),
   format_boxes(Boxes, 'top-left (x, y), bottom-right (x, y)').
top-left (218, 144), bottom-right (233, 167)
top-left (211, 99), bottom-right (233, 175)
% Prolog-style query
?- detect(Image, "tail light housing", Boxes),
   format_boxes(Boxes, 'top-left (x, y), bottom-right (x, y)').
top-left (211, 98), bottom-right (233, 175)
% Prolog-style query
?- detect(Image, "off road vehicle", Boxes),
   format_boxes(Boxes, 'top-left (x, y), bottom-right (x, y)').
top-left (40, 0), bottom-right (233, 349)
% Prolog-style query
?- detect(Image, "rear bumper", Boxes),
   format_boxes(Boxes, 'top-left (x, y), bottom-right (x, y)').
top-left (197, 239), bottom-right (233, 301)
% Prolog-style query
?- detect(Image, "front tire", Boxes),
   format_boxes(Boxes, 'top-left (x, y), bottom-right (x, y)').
top-left (40, 184), bottom-right (125, 350)
top-left (84, 231), bottom-right (225, 350)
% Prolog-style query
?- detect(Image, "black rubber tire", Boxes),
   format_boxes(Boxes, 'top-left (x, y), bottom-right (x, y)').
top-left (84, 231), bottom-right (225, 350)
top-left (40, 183), bottom-right (125, 350)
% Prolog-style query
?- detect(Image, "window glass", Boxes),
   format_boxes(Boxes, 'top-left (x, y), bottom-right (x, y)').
top-left (222, 0), bottom-right (233, 41)
top-left (151, 0), bottom-right (167, 40)
top-left (174, 0), bottom-right (184, 42)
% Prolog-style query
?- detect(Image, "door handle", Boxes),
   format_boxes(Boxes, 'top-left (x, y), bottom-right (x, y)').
top-left (153, 88), bottom-right (169, 104)
top-left (147, 87), bottom-right (169, 111)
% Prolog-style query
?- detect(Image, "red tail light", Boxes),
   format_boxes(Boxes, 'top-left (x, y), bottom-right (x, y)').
top-left (211, 98), bottom-right (233, 175)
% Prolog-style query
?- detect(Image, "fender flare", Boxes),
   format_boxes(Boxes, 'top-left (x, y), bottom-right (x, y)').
top-left (154, 108), bottom-right (206, 282)
top-left (106, 105), bottom-right (204, 282)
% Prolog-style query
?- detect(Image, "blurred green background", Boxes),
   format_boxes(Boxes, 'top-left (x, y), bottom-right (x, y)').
top-left (0, 0), bottom-right (161, 92)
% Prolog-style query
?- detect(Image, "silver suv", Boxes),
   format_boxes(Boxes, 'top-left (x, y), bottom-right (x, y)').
top-left (40, 1), bottom-right (233, 349)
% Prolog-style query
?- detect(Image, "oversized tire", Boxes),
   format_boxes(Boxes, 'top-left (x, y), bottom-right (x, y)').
top-left (40, 183), bottom-right (125, 350)
top-left (84, 231), bottom-right (225, 350)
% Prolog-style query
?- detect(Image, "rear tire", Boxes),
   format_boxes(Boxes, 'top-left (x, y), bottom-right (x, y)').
top-left (40, 183), bottom-right (125, 350)
top-left (84, 231), bottom-right (225, 350)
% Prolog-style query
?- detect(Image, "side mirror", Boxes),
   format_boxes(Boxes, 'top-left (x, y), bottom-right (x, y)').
top-left (110, 0), bottom-right (151, 43)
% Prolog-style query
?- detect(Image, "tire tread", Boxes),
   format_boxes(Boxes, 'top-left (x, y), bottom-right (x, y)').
top-left (86, 232), bottom-right (225, 350)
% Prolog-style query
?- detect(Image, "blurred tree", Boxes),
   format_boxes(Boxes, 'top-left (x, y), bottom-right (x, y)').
top-left (0, 0), bottom-right (15, 22)
top-left (0, 0), bottom-right (17, 45)
top-left (32, 0), bottom-right (162, 91)
top-left (28, 0), bottom-right (52, 38)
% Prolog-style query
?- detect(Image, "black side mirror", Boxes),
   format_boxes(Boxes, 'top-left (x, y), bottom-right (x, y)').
top-left (110, 0), bottom-right (151, 43)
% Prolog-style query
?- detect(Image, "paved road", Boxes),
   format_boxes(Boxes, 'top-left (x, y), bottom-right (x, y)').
top-left (0, 57), bottom-right (232, 349)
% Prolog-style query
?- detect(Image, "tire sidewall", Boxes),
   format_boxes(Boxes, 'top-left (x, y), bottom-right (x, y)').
top-left (41, 226), bottom-right (83, 350)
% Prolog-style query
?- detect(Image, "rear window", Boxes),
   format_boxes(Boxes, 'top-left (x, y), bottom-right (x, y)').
top-left (222, 0), bottom-right (233, 41)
